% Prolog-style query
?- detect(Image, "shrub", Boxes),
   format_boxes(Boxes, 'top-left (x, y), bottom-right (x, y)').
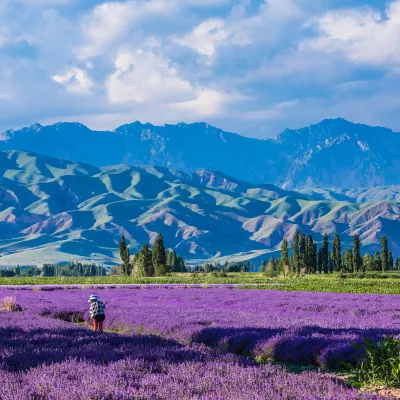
top-left (347, 336), bottom-right (400, 388)
top-left (211, 271), bottom-right (228, 278)
top-left (0, 296), bottom-right (23, 312)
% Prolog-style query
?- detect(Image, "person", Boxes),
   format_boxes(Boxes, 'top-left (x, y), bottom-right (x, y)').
top-left (88, 295), bottom-right (106, 332)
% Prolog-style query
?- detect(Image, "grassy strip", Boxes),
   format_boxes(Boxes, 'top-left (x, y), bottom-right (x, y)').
top-left (246, 276), bottom-right (400, 295)
top-left (1, 274), bottom-right (400, 294)
top-left (0, 273), bottom-right (268, 286)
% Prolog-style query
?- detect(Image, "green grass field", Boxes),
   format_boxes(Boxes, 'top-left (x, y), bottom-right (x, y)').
top-left (1, 273), bottom-right (400, 294)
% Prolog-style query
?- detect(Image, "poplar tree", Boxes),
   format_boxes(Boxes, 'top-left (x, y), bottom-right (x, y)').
top-left (311, 240), bottom-right (318, 274)
top-left (317, 248), bottom-right (323, 274)
top-left (374, 251), bottom-right (382, 271)
top-left (344, 248), bottom-right (353, 273)
top-left (333, 234), bottom-right (341, 272)
top-left (119, 235), bottom-right (131, 275)
top-left (381, 236), bottom-right (389, 272)
top-left (135, 244), bottom-right (153, 277)
top-left (353, 235), bottom-right (362, 273)
top-left (322, 234), bottom-right (329, 274)
top-left (300, 233), bottom-right (307, 272)
top-left (152, 233), bottom-right (169, 275)
top-left (389, 251), bottom-right (394, 271)
top-left (293, 232), bottom-right (300, 274)
top-left (281, 238), bottom-right (289, 269)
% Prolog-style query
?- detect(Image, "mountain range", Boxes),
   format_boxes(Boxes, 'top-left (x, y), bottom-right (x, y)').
top-left (1, 118), bottom-right (400, 189)
top-left (0, 150), bottom-right (400, 266)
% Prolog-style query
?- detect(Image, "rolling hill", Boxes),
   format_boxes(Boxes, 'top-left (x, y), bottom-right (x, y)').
top-left (0, 150), bottom-right (399, 266)
top-left (1, 119), bottom-right (400, 189)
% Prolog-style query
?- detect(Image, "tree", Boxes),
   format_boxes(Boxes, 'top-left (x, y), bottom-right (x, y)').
top-left (177, 256), bottom-right (187, 273)
top-left (264, 257), bottom-right (277, 277)
top-left (374, 251), bottom-right (382, 271)
top-left (306, 235), bottom-right (317, 274)
top-left (119, 235), bottom-right (131, 275)
top-left (363, 254), bottom-right (375, 271)
top-left (134, 244), bottom-right (153, 277)
top-left (322, 234), bottom-right (329, 274)
top-left (333, 234), bottom-right (341, 272)
top-left (300, 233), bottom-right (307, 272)
top-left (13, 265), bottom-right (21, 276)
top-left (381, 236), bottom-right (389, 272)
top-left (317, 248), bottom-right (323, 274)
top-left (352, 235), bottom-right (362, 273)
top-left (152, 233), bottom-right (169, 276)
top-left (132, 252), bottom-right (139, 275)
top-left (281, 238), bottom-right (289, 269)
top-left (311, 240), bottom-right (318, 274)
top-left (293, 232), bottom-right (300, 274)
top-left (344, 248), bottom-right (353, 273)
top-left (389, 251), bottom-right (394, 271)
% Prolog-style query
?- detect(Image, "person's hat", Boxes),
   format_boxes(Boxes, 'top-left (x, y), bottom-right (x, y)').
top-left (88, 295), bottom-right (99, 302)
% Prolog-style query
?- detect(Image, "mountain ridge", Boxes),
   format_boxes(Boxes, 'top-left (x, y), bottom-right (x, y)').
top-left (1, 118), bottom-right (399, 189)
top-left (0, 150), bottom-right (400, 266)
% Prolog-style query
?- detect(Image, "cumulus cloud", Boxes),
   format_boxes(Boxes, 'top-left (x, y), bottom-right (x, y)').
top-left (105, 47), bottom-right (193, 104)
top-left (174, 0), bottom-right (303, 64)
top-left (306, 0), bottom-right (400, 71)
top-left (52, 67), bottom-right (94, 94)
top-left (78, 0), bottom-right (177, 60)
top-left (1, 0), bottom-right (400, 137)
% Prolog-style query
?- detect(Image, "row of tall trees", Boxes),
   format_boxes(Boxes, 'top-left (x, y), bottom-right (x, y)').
top-left (119, 234), bottom-right (187, 277)
top-left (193, 261), bottom-right (253, 273)
top-left (0, 262), bottom-right (107, 277)
top-left (264, 233), bottom-right (397, 275)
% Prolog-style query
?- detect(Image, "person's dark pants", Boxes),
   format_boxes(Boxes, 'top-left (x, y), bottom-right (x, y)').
top-left (92, 314), bottom-right (105, 332)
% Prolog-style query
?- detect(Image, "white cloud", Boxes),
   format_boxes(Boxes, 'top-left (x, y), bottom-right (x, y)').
top-left (174, 0), bottom-right (303, 64)
top-left (104, 45), bottom-right (244, 119)
top-left (174, 18), bottom-right (251, 63)
top-left (171, 88), bottom-right (239, 117)
top-left (105, 48), bottom-right (193, 104)
top-left (78, 0), bottom-right (177, 60)
top-left (52, 67), bottom-right (94, 94)
top-left (306, 0), bottom-right (400, 70)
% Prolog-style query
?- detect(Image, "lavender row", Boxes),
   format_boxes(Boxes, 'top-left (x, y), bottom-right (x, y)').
top-left (1, 287), bottom-right (399, 369)
top-left (0, 311), bottom-right (385, 400)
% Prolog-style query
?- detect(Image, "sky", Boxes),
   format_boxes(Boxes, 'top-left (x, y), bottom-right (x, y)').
top-left (0, 0), bottom-right (399, 138)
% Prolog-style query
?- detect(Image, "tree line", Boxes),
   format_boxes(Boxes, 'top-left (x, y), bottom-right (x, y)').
top-left (0, 262), bottom-right (107, 277)
top-left (192, 261), bottom-right (254, 273)
top-left (119, 233), bottom-right (187, 277)
top-left (263, 233), bottom-right (397, 275)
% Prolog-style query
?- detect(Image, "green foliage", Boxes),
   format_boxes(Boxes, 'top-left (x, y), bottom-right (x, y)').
top-left (333, 234), bottom-right (341, 272)
top-left (317, 248), bottom-right (323, 274)
top-left (292, 231), bottom-right (300, 274)
top-left (353, 235), bottom-right (362, 273)
top-left (134, 244), bottom-right (154, 277)
top-left (348, 336), bottom-right (400, 388)
top-left (152, 233), bottom-right (169, 276)
top-left (119, 235), bottom-right (131, 276)
top-left (381, 236), bottom-right (389, 272)
top-left (343, 248), bottom-right (354, 273)
top-left (322, 234), bottom-right (329, 274)
top-left (300, 233), bottom-right (306, 272)
top-left (281, 238), bottom-right (289, 268)
top-left (264, 257), bottom-right (279, 277)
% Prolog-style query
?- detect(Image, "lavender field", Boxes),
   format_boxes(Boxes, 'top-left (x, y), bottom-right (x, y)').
top-left (0, 286), bottom-right (397, 399)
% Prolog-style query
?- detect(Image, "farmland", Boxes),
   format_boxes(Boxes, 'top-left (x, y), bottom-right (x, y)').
top-left (0, 286), bottom-right (398, 399)
top-left (2, 273), bottom-right (400, 294)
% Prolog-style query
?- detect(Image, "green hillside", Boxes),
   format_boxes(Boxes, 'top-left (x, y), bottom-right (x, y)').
top-left (0, 150), bottom-right (399, 266)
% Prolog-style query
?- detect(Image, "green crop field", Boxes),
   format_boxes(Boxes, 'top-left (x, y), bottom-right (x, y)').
top-left (1, 273), bottom-right (400, 294)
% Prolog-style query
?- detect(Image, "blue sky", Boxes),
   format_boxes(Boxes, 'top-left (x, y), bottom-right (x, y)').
top-left (0, 0), bottom-right (399, 138)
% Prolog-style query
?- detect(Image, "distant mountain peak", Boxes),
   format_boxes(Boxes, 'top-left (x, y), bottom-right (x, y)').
top-left (0, 118), bottom-right (399, 189)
